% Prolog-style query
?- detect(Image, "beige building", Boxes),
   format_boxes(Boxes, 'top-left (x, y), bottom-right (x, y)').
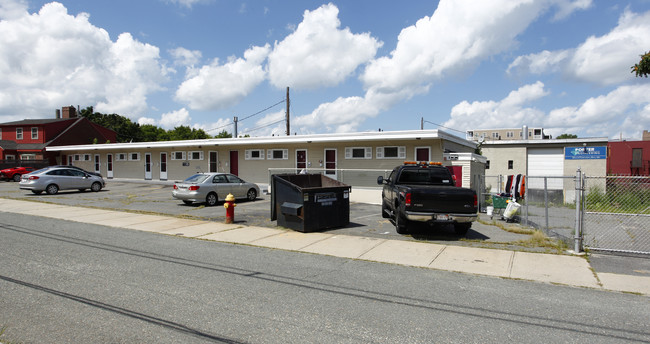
top-left (481, 137), bottom-right (608, 203)
top-left (46, 129), bottom-right (482, 189)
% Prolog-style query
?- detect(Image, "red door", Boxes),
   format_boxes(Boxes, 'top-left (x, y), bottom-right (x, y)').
top-left (296, 149), bottom-right (307, 172)
top-left (229, 151), bottom-right (239, 175)
top-left (416, 147), bottom-right (429, 161)
top-left (325, 149), bottom-right (337, 178)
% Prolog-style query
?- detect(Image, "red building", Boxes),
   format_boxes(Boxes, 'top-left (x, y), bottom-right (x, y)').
top-left (0, 106), bottom-right (116, 166)
top-left (608, 138), bottom-right (650, 175)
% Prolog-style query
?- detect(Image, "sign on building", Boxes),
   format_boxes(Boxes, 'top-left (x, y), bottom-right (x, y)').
top-left (564, 146), bottom-right (606, 160)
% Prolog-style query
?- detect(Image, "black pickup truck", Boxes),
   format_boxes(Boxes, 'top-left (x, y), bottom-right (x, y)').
top-left (377, 162), bottom-right (478, 235)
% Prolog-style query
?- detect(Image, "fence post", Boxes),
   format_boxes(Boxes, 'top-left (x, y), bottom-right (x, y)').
top-left (544, 177), bottom-right (549, 233)
top-left (574, 168), bottom-right (584, 253)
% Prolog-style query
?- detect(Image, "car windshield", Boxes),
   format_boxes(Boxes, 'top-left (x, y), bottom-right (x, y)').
top-left (184, 174), bottom-right (209, 183)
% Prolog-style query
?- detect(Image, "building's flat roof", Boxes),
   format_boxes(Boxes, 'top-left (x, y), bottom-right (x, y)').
top-left (481, 137), bottom-right (608, 146)
top-left (46, 129), bottom-right (476, 152)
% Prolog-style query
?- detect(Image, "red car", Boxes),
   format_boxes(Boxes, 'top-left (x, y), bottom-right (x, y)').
top-left (0, 167), bottom-right (36, 182)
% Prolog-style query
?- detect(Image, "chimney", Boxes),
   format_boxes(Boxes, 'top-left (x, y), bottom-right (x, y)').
top-left (55, 109), bottom-right (61, 119)
top-left (61, 106), bottom-right (77, 119)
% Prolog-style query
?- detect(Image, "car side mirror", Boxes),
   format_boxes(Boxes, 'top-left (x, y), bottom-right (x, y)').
top-left (377, 176), bottom-right (384, 185)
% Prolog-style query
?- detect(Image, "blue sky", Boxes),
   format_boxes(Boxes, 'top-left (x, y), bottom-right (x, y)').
top-left (1, 0), bottom-right (649, 140)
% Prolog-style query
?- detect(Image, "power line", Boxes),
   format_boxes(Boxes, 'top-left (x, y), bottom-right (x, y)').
top-left (240, 118), bottom-right (286, 135)
top-left (423, 120), bottom-right (466, 134)
top-left (205, 98), bottom-right (286, 133)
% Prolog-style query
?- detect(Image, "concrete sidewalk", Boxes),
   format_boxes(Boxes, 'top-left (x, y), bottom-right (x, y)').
top-left (1, 198), bottom-right (648, 296)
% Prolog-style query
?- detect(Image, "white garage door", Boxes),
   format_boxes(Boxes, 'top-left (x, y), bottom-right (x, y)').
top-left (528, 148), bottom-right (564, 190)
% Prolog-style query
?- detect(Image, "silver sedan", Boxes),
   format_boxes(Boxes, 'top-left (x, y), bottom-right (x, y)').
top-left (172, 173), bottom-right (260, 206)
top-left (19, 167), bottom-right (105, 195)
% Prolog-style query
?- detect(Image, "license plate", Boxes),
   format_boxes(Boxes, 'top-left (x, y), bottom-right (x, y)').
top-left (436, 214), bottom-right (449, 221)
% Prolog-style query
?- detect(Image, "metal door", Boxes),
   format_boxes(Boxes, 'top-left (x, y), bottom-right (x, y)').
top-left (209, 151), bottom-right (218, 172)
top-left (144, 153), bottom-right (152, 180)
top-left (296, 149), bottom-right (307, 173)
top-left (94, 154), bottom-right (101, 174)
top-left (160, 152), bottom-right (168, 180)
top-left (229, 151), bottom-right (239, 175)
top-left (106, 154), bottom-right (113, 178)
top-left (324, 149), bottom-right (337, 179)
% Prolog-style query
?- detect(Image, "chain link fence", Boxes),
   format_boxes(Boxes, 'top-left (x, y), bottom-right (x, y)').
top-left (583, 176), bottom-right (650, 254)
top-left (482, 173), bottom-right (650, 255)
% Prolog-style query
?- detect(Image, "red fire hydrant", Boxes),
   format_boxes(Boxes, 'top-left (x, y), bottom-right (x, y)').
top-left (224, 193), bottom-right (236, 224)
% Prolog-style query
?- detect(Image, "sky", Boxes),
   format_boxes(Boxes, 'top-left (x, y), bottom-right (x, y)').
top-left (1, 0), bottom-right (649, 140)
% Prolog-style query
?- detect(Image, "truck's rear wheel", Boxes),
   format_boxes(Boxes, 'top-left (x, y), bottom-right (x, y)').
top-left (395, 213), bottom-right (409, 234)
top-left (454, 223), bottom-right (471, 236)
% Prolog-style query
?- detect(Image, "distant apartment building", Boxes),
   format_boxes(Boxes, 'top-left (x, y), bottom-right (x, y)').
top-left (466, 126), bottom-right (551, 142)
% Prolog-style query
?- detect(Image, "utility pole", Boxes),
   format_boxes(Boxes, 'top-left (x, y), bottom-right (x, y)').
top-left (286, 87), bottom-right (290, 136)
top-left (233, 116), bottom-right (238, 138)
top-left (421, 117), bottom-right (424, 130)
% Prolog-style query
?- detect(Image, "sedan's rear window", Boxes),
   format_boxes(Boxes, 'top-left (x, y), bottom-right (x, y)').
top-left (184, 174), bottom-right (209, 183)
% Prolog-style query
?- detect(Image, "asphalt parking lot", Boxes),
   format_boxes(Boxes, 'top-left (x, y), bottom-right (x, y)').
top-left (0, 178), bottom-right (533, 247)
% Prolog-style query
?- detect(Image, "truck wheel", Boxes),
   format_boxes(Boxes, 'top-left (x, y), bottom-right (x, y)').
top-left (381, 202), bottom-right (390, 218)
top-left (454, 223), bottom-right (471, 236)
top-left (395, 213), bottom-right (409, 234)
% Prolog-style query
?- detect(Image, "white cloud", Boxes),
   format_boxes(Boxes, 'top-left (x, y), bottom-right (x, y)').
top-left (137, 117), bottom-right (157, 125)
top-left (545, 84), bottom-right (650, 137)
top-left (551, 0), bottom-right (592, 21)
top-left (267, 3), bottom-right (382, 89)
top-left (445, 82), bottom-right (650, 140)
top-left (444, 81), bottom-right (549, 131)
top-left (164, 0), bottom-right (211, 9)
top-left (508, 9), bottom-right (650, 86)
top-left (159, 108), bottom-right (191, 129)
top-left (0, 0), bottom-right (27, 20)
top-left (0, 2), bottom-right (168, 121)
top-left (299, 0), bottom-right (583, 133)
top-left (169, 47), bottom-right (202, 67)
top-left (174, 44), bottom-right (270, 111)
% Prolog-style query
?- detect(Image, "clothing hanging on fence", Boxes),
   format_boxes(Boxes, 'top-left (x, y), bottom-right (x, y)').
top-left (501, 174), bottom-right (525, 199)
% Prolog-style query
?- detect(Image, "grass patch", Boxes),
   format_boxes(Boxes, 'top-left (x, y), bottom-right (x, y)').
top-left (477, 218), bottom-right (535, 235)
top-left (516, 230), bottom-right (568, 254)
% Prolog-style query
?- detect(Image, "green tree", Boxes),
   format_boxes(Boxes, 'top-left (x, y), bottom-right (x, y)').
top-left (80, 107), bottom-right (141, 143)
top-left (140, 124), bottom-right (170, 141)
top-left (631, 51), bottom-right (650, 77)
top-left (214, 130), bottom-right (232, 138)
top-left (556, 133), bottom-right (578, 139)
top-left (168, 126), bottom-right (211, 140)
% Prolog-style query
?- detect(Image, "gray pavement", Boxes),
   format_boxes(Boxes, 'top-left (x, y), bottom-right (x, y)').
top-left (1, 196), bottom-right (649, 296)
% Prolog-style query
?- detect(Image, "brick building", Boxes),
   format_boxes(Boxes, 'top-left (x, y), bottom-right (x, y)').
top-left (0, 106), bottom-right (117, 166)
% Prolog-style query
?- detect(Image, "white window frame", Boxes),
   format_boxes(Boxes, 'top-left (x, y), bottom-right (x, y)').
top-left (73, 154), bottom-right (80, 161)
top-left (115, 153), bottom-right (127, 161)
top-left (506, 131), bottom-right (514, 138)
top-left (376, 146), bottom-right (406, 159)
top-left (5, 155), bottom-right (15, 160)
top-left (344, 147), bottom-right (372, 159)
top-left (267, 149), bottom-right (288, 160)
top-left (188, 151), bottom-right (204, 160)
top-left (245, 149), bottom-right (265, 160)
top-left (83, 154), bottom-right (91, 161)
top-left (171, 151), bottom-right (186, 160)
top-left (31, 127), bottom-right (38, 139)
top-left (16, 128), bottom-right (23, 140)
top-left (128, 152), bottom-right (141, 161)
